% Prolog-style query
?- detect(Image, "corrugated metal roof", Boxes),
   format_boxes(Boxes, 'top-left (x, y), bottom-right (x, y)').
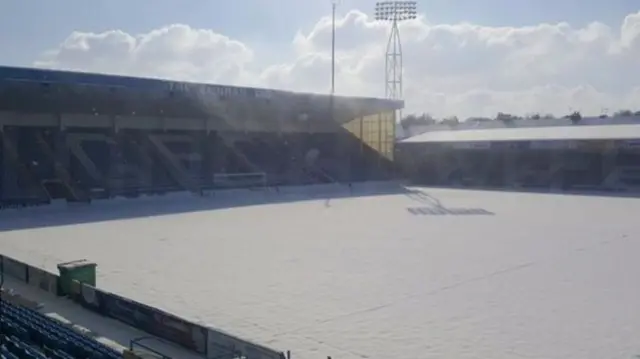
top-left (400, 124), bottom-right (640, 143)
top-left (0, 65), bottom-right (403, 109)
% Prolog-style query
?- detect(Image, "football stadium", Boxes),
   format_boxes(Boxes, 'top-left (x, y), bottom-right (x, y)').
top-left (0, 65), bottom-right (639, 359)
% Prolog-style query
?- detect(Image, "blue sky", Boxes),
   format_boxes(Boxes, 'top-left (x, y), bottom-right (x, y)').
top-left (1, 0), bottom-right (638, 67)
top-left (2, 0), bottom-right (640, 117)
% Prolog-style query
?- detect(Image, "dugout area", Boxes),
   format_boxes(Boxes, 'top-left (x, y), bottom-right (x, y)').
top-left (0, 66), bottom-right (402, 207)
top-left (396, 125), bottom-right (640, 191)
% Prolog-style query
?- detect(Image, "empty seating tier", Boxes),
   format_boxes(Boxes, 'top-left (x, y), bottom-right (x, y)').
top-left (0, 299), bottom-right (121, 359)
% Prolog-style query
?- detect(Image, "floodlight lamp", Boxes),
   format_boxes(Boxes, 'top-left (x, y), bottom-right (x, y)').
top-left (374, 1), bottom-right (417, 22)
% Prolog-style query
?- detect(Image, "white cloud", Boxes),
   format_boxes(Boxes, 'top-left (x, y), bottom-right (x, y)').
top-left (35, 10), bottom-right (640, 119)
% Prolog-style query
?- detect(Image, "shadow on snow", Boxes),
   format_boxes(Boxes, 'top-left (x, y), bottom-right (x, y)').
top-left (0, 182), bottom-right (410, 232)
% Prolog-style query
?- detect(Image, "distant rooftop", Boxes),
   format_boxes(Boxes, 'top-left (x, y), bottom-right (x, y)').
top-left (401, 123), bottom-right (640, 143)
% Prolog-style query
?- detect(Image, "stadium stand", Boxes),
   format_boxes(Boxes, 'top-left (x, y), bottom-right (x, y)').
top-left (397, 120), bottom-right (640, 192)
top-left (0, 65), bottom-right (402, 207)
top-left (0, 297), bottom-right (121, 359)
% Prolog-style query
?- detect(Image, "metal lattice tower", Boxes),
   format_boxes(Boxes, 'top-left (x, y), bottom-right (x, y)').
top-left (374, 1), bottom-right (416, 100)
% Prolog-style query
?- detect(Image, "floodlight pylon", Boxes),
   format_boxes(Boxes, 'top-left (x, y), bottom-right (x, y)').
top-left (374, 1), bottom-right (416, 101)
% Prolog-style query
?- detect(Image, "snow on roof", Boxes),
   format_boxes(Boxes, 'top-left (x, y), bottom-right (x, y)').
top-left (400, 124), bottom-right (640, 143)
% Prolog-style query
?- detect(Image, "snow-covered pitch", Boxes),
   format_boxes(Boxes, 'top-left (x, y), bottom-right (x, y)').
top-left (0, 184), bottom-right (638, 359)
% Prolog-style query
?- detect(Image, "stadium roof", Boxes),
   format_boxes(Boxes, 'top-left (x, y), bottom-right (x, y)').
top-left (0, 65), bottom-right (403, 110)
top-left (400, 124), bottom-right (640, 143)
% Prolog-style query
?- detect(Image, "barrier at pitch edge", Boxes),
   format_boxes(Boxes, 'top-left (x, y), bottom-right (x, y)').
top-left (0, 255), bottom-right (59, 296)
top-left (26, 266), bottom-right (59, 296)
top-left (68, 281), bottom-right (207, 354)
top-left (1, 255), bottom-right (28, 281)
top-left (102, 292), bottom-right (208, 355)
top-left (206, 327), bottom-right (286, 359)
top-left (69, 281), bottom-right (287, 359)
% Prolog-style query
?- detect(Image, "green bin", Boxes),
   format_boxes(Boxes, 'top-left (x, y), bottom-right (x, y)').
top-left (57, 259), bottom-right (97, 296)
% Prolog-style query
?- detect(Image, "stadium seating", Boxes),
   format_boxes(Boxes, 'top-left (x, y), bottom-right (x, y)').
top-left (0, 66), bottom-right (398, 207)
top-left (0, 299), bottom-right (121, 359)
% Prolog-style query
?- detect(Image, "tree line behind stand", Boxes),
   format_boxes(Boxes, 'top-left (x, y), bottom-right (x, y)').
top-left (400, 109), bottom-right (640, 130)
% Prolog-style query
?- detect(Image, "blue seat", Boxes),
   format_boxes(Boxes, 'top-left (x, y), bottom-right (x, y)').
top-left (0, 301), bottom-right (121, 359)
